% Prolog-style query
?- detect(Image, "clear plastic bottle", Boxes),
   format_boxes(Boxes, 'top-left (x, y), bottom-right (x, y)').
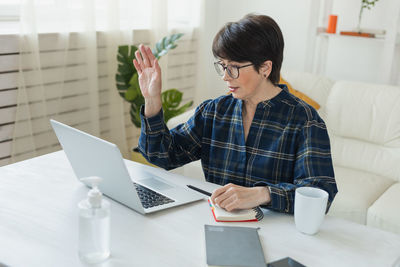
top-left (78, 176), bottom-right (110, 264)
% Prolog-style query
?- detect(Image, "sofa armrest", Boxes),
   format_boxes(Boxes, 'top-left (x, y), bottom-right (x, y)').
top-left (166, 108), bottom-right (196, 129)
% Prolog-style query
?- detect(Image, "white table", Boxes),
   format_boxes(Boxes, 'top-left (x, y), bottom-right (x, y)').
top-left (0, 151), bottom-right (399, 267)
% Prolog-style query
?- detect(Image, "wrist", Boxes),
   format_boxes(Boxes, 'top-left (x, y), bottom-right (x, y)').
top-left (258, 186), bottom-right (271, 205)
top-left (144, 97), bottom-right (162, 118)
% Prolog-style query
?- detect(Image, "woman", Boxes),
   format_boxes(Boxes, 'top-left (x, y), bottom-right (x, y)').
top-left (133, 14), bottom-right (337, 213)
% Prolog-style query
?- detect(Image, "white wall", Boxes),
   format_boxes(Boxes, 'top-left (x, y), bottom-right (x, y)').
top-left (324, 0), bottom-right (400, 84)
top-left (196, 0), bottom-right (316, 103)
top-left (195, 0), bottom-right (400, 105)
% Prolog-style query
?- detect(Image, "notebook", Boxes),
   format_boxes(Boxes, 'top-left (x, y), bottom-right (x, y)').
top-left (204, 225), bottom-right (266, 267)
top-left (208, 198), bottom-right (264, 222)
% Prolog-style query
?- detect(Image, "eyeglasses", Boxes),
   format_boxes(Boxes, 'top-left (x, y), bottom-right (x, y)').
top-left (214, 62), bottom-right (254, 79)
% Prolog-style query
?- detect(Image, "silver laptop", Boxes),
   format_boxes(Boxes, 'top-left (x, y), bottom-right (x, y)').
top-left (50, 119), bottom-right (203, 214)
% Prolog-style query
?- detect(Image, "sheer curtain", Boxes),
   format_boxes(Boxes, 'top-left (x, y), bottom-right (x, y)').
top-left (11, 0), bottom-right (201, 163)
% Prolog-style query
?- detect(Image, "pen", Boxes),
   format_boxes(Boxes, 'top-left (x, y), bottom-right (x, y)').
top-left (187, 185), bottom-right (212, 197)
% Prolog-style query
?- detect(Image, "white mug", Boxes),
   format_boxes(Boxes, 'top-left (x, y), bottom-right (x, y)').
top-left (294, 187), bottom-right (328, 235)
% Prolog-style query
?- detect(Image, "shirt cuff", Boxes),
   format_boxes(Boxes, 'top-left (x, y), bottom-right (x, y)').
top-left (253, 181), bottom-right (289, 212)
top-left (253, 181), bottom-right (273, 208)
top-left (140, 105), bottom-right (164, 133)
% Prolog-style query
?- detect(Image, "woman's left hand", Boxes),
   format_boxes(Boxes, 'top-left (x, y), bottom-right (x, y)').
top-left (210, 183), bottom-right (271, 211)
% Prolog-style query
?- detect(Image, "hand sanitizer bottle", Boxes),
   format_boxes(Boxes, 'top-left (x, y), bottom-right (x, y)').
top-left (78, 176), bottom-right (110, 264)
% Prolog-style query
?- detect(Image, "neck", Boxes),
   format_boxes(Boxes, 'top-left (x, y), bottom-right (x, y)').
top-left (243, 82), bottom-right (281, 110)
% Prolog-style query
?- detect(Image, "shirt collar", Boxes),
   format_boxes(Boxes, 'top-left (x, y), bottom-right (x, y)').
top-left (259, 84), bottom-right (288, 109)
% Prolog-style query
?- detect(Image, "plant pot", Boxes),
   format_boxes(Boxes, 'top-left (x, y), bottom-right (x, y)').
top-left (131, 147), bottom-right (157, 167)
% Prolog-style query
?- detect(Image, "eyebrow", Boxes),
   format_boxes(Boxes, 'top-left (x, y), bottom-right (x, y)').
top-left (217, 60), bottom-right (239, 65)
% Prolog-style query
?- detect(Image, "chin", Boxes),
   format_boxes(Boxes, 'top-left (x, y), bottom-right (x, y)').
top-left (231, 92), bottom-right (244, 100)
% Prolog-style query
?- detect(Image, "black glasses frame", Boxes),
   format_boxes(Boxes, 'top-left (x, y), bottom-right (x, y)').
top-left (214, 62), bottom-right (254, 79)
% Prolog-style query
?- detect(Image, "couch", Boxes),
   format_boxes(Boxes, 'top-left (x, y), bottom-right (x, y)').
top-left (167, 70), bottom-right (400, 235)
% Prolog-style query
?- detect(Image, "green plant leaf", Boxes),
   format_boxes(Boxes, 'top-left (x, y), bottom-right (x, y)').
top-left (116, 34), bottom-right (189, 128)
top-left (117, 46), bottom-right (137, 79)
top-left (162, 89), bottom-right (182, 109)
top-left (125, 73), bottom-right (140, 101)
top-left (171, 33), bottom-right (184, 42)
top-left (115, 74), bottom-right (126, 83)
top-left (116, 44), bottom-right (139, 103)
top-left (161, 89), bottom-right (193, 123)
top-left (163, 36), bottom-right (170, 48)
top-left (130, 104), bottom-right (141, 128)
top-left (153, 33), bottom-right (183, 59)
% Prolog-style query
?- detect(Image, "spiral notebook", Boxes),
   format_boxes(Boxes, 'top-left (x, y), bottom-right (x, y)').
top-left (208, 198), bottom-right (264, 222)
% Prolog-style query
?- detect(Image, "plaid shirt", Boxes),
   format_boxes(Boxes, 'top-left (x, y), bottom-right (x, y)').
top-left (139, 85), bottom-right (337, 213)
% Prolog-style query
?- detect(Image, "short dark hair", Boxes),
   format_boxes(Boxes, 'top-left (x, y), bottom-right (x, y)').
top-left (212, 14), bottom-right (284, 84)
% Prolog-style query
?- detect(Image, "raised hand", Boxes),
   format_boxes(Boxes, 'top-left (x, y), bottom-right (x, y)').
top-left (133, 44), bottom-right (162, 117)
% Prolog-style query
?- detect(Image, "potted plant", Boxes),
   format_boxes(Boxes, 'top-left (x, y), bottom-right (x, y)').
top-left (357, 0), bottom-right (380, 32)
top-left (116, 33), bottom-right (193, 165)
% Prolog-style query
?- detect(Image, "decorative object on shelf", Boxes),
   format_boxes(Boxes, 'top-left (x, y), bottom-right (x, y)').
top-left (339, 28), bottom-right (385, 38)
top-left (338, 1), bottom-right (385, 39)
top-left (326, 15), bottom-right (338, 34)
top-left (116, 33), bottom-right (193, 128)
top-left (340, 31), bottom-right (375, 38)
top-left (357, 0), bottom-right (380, 32)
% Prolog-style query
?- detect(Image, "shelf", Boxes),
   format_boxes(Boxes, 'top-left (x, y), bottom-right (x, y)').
top-left (316, 32), bottom-right (400, 45)
top-left (318, 32), bottom-right (385, 41)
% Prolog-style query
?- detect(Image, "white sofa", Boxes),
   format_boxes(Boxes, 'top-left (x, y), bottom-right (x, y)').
top-left (167, 70), bottom-right (400, 235)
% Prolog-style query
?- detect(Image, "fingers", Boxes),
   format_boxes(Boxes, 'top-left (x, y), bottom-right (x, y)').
top-left (135, 49), bottom-right (144, 69)
top-left (133, 59), bottom-right (142, 74)
top-left (211, 184), bottom-right (266, 211)
top-left (134, 44), bottom-right (159, 76)
top-left (139, 44), bottom-right (151, 68)
top-left (210, 185), bottom-right (227, 204)
top-left (153, 58), bottom-right (160, 73)
top-left (219, 194), bottom-right (238, 211)
top-left (211, 183), bottom-right (235, 206)
top-left (146, 46), bottom-right (156, 62)
top-left (224, 197), bottom-right (239, 212)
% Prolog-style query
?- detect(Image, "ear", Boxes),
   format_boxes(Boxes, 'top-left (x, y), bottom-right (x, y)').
top-left (260, 60), bottom-right (273, 78)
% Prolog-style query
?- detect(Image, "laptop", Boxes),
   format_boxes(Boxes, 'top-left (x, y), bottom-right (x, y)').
top-left (50, 119), bottom-right (203, 214)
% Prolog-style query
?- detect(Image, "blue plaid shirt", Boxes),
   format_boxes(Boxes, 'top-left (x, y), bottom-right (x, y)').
top-left (139, 85), bottom-right (337, 213)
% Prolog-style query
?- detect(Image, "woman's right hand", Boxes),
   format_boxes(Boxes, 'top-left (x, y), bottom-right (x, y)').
top-left (133, 44), bottom-right (162, 117)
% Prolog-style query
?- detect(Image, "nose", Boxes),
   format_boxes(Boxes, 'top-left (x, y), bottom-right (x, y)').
top-left (222, 69), bottom-right (231, 81)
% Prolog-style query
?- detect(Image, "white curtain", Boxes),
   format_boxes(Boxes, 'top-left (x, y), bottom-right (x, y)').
top-left (11, 0), bottom-right (201, 163)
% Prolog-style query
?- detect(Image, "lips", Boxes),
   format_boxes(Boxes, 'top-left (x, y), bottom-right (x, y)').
top-left (229, 86), bottom-right (239, 92)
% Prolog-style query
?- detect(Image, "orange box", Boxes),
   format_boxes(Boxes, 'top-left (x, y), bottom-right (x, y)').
top-left (326, 15), bottom-right (338, 34)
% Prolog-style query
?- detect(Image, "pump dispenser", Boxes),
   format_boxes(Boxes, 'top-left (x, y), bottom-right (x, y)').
top-left (78, 176), bottom-right (110, 264)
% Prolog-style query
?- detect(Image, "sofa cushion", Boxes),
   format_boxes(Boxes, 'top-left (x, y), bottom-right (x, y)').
top-left (326, 81), bottom-right (400, 149)
top-left (328, 166), bottom-right (395, 224)
top-left (330, 136), bottom-right (400, 185)
top-left (279, 76), bottom-right (320, 110)
top-left (166, 108), bottom-right (196, 129)
top-left (367, 183), bottom-right (400, 234)
top-left (280, 69), bottom-right (334, 120)
top-left (326, 81), bottom-right (400, 184)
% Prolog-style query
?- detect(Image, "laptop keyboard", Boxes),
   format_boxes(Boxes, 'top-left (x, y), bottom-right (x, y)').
top-left (133, 182), bottom-right (175, 209)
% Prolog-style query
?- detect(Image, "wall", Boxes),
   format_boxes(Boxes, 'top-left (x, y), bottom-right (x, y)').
top-left (0, 30), bottom-right (198, 166)
top-left (195, 0), bottom-right (400, 105)
top-left (323, 0), bottom-right (400, 84)
top-left (196, 0), bottom-right (316, 103)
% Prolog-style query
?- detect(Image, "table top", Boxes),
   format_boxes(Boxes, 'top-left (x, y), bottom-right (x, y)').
top-left (0, 151), bottom-right (399, 267)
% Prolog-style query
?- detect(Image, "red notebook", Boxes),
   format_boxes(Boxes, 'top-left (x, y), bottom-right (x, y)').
top-left (208, 198), bottom-right (264, 222)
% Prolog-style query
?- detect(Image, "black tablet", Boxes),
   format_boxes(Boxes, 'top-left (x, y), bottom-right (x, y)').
top-left (267, 257), bottom-right (307, 267)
